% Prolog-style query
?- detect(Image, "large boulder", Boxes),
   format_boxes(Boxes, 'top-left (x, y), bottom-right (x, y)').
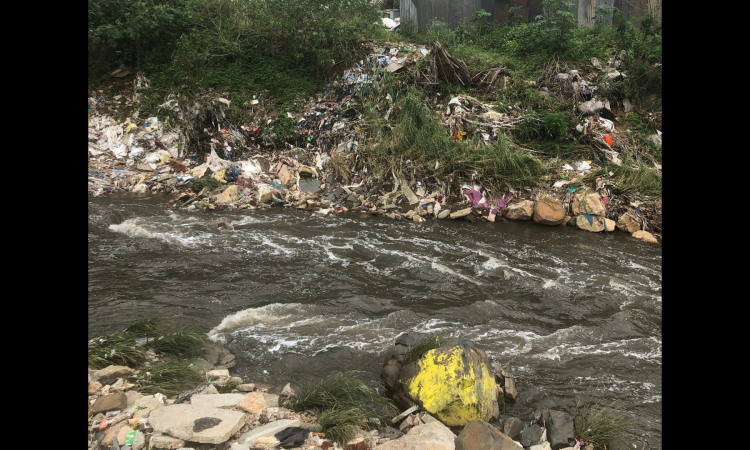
top-left (148, 404), bottom-right (246, 444)
top-left (395, 338), bottom-right (497, 426)
top-left (375, 421), bottom-right (456, 450)
top-left (190, 393), bottom-right (245, 408)
top-left (576, 215), bottom-right (615, 233)
top-left (455, 420), bottom-right (522, 450)
top-left (571, 191), bottom-right (605, 216)
top-left (533, 197), bottom-right (566, 225)
top-left (632, 230), bottom-right (658, 244)
top-left (616, 211), bottom-right (641, 233)
top-left (504, 200), bottom-right (534, 221)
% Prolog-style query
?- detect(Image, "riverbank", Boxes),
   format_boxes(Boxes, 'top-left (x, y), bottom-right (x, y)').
top-left (88, 38), bottom-right (661, 245)
top-left (88, 326), bottom-right (633, 450)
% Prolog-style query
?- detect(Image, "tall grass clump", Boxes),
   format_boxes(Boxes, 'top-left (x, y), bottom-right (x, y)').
top-left (88, 318), bottom-right (208, 395)
top-left (284, 371), bottom-right (397, 444)
top-left (402, 332), bottom-right (447, 365)
top-left (574, 391), bottom-right (634, 449)
top-left (583, 158), bottom-right (661, 199)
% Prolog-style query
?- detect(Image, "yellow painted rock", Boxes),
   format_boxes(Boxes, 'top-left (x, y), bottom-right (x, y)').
top-left (403, 342), bottom-right (496, 426)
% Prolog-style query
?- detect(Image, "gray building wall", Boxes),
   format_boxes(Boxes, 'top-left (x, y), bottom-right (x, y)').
top-left (400, 0), bottom-right (659, 33)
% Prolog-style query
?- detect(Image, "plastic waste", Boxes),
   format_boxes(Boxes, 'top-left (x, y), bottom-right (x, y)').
top-left (576, 161), bottom-right (591, 171)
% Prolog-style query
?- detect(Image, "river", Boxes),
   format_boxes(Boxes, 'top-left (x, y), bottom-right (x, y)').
top-left (88, 195), bottom-right (662, 449)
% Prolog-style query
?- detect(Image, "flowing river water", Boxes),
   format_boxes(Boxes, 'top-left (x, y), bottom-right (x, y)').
top-left (88, 196), bottom-right (662, 449)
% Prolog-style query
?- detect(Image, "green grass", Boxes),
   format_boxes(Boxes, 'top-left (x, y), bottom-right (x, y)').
top-left (88, 318), bottom-right (208, 395)
top-left (574, 392), bottom-right (634, 450)
top-left (402, 332), bottom-right (447, 366)
top-left (138, 360), bottom-right (205, 396)
top-left (284, 371), bottom-right (397, 444)
top-left (583, 158), bottom-right (661, 199)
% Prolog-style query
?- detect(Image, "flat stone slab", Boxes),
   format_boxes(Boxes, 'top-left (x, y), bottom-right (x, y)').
top-left (240, 419), bottom-right (301, 444)
top-left (149, 404), bottom-right (246, 444)
top-left (190, 393), bottom-right (245, 408)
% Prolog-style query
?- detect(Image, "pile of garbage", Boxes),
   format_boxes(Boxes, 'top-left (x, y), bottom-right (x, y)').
top-left (87, 41), bottom-right (660, 243)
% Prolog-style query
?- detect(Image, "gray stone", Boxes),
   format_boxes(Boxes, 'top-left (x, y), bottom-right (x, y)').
top-left (239, 419), bottom-right (301, 444)
top-left (188, 358), bottom-right (213, 373)
top-left (207, 369), bottom-right (229, 380)
top-left (91, 365), bottom-right (138, 385)
top-left (201, 343), bottom-right (222, 365)
top-left (504, 374), bottom-right (518, 401)
top-left (190, 393), bottom-right (245, 408)
top-left (494, 363), bottom-right (505, 385)
top-left (520, 424), bottom-right (544, 447)
top-left (395, 332), bottom-right (425, 347)
top-left (299, 422), bottom-right (323, 432)
top-left (299, 178), bottom-right (321, 193)
top-left (376, 421), bottom-right (456, 450)
top-left (456, 420), bottom-right (522, 450)
top-left (438, 209), bottom-right (451, 219)
top-left (502, 417), bottom-right (524, 439)
top-left (126, 391), bottom-right (143, 408)
top-left (149, 435), bottom-right (186, 449)
top-left (548, 414), bottom-right (575, 450)
top-left (92, 393), bottom-right (128, 413)
top-left (149, 404), bottom-right (246, 444)
top-left (541, 410), bottom-right (565, 429)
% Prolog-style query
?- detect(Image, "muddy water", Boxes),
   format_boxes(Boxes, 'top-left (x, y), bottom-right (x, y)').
top-left (88, 195), bottom-right (662, 449)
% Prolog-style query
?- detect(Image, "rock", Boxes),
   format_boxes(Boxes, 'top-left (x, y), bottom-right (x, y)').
top-left (126, 391), bottom-right (143, 407)
top-left (502, 417), bottom-right (524, 438)
top-left (207, 369), bottom-right (230, 380)
top-left (450, 207), bottom-right (472, 219)
top-left (548, 414), bottom-right (575, 450)
top-left (188, 358), bottom-right (213, 374)
top-left (455, 420), bottom-right (522, 450)
top-left (504, 374), bottom-right (518, 401)
top-left (150, 435), bottom-right (186, 449)
top-left (520, 424), bottom-right (544, 447)
top-left (632, 230), bottom-right (658, 244)
top-left (215, 185), bottom-right (239, 203)
top-left (616, 211), bottom-right (641, 233)
top-left (88, 381), bottom-right (102, 395)
top-left (381, 364), bottom-right (400, 390)
top-left (533, 197), bottom-right (566, 226)
top-left (541, 410), bottom-right (565, 429)
top-left (239, 419), bottom-right (301, 444)
top-left (566, 216), bottom-right (577, 227)
top-left (149, 404), bottom-right (247, 444)
top-left (236, 392), bottom-right (278, 414)
top-left (576, 215), bottom-right (613, 233)
top-left (504, 200), bottom-right (534, 221)
top-left (398, 340), bottom-right (496, 426)
top-left (92, 393), bottom-right (127, 413)
top-left (412, 215), bottom-right (422, 223)
top-left (571, 191), bottom-right (605, 216)
top-left (137, 164), bottom-right (154, 172)
top-left (91, 365), bottom-right (137, 385)
top-left (190, 393), bottom-right (245, 408)
top-left (204, 384), bottom-right (220, 395)
top-left (237, 383), bottom-right (255, 392)
top-left (395, 332), bottom-right (425, 347)
top-left (102, 421), bottom-right (130, 447)
top-left (299, 177), bottom-right (321, 193)
top-left (375, 421), bottom-right (456, 450)
top-left (247, 436), bottom-right (280, 447)
top-left (493, 363), bottom-right (505, 386)
top-left (378, 426), bottom-right (404, 440)
top-left (346, 437), bottom-right (371, 450)
top-left (438, 209), bottom-right (451, 219)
